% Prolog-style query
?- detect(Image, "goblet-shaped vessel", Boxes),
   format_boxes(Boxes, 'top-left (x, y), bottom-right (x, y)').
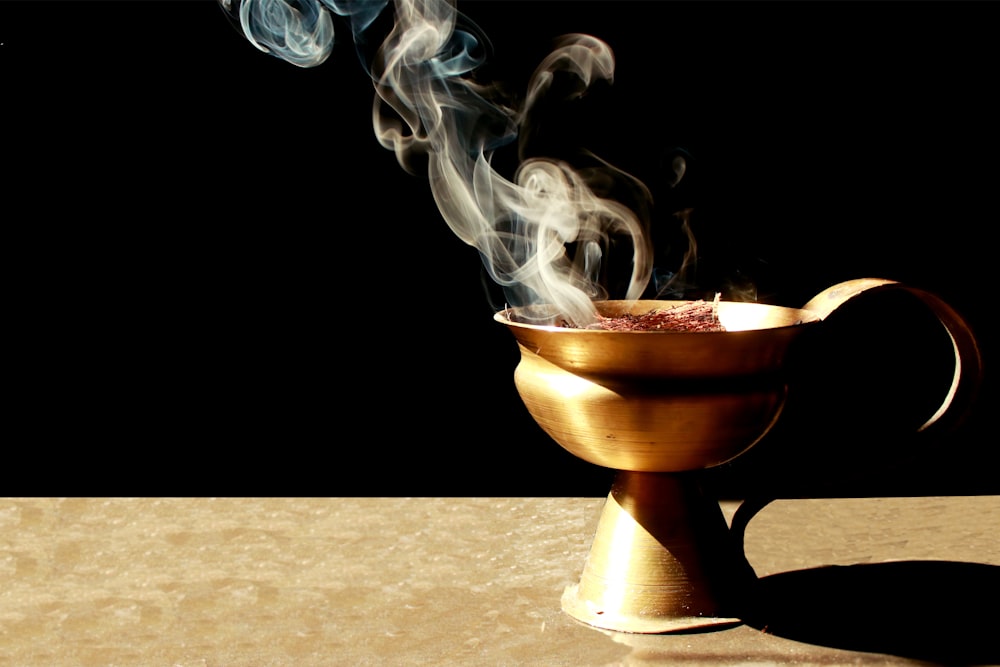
top-left (495, 278), bottom-right (981, 633)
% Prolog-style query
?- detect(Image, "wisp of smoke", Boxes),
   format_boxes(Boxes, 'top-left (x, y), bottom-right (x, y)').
top-left (221, 0), bottom-right (677, 327)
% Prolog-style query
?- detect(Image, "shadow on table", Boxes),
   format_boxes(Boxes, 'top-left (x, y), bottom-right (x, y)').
top-left (740, 559), bottom-right (1000, 666)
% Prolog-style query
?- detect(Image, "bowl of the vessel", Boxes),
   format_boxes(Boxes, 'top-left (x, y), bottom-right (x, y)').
top-left (496, 300), bottom-right (820, 471)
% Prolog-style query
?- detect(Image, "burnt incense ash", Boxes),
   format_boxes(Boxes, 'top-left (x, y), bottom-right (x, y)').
top-left (576, 296), bottom-right (725, 332)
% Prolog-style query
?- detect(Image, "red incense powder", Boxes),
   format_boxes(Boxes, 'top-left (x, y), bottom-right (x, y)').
top-left (573, 296), bottom-right (726, 332)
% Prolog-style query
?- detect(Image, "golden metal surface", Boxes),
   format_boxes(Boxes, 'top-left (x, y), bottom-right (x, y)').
top-left (496, 300), bottom-right (819, 380)
top-left (802, 278), bottom-right (984, 434)
top-left (562, 472), bottom-right (749, 633)
top-left (495, 278), bottom-right (985, 634)
top-left (511, 346), bottom-right (786, 471)
top-left (496, 300), bottom-right (816, 473)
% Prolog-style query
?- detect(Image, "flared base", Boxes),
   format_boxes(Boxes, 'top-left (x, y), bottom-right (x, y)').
top-left (562, 471), bottom-right (754, 633)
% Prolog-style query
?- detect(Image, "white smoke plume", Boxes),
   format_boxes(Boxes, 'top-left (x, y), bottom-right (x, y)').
top-left (221, 0), bottom-right (664, 327)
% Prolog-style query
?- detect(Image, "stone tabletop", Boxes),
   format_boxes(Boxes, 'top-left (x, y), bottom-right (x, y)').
top-left (1, 496), bottom-right (997, 666)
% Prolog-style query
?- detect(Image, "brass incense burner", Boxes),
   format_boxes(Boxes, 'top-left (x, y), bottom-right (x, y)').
top-left (496, 278), bottom-right (982, 633)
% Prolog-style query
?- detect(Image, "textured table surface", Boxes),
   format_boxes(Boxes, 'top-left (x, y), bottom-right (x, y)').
top-left (1, 496), bottom-right (997, 666)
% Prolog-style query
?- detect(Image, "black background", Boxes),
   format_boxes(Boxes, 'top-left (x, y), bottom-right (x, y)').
top-left (5, 1), bottom-right (997, 496)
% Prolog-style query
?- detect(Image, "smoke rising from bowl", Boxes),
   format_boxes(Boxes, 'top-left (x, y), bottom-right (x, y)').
top-left (221, 0), bottom-right (691, 327)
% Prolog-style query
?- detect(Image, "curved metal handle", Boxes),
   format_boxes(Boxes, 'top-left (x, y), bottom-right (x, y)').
top-left (802, 278), bottom-right (984, 434)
